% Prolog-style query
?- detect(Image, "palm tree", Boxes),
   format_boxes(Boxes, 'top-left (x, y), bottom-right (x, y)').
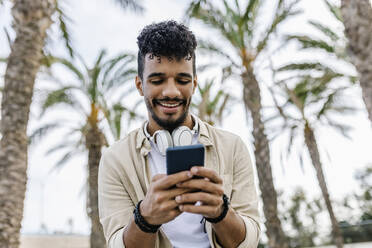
top-left (192, 77), bottom-right (236, 126)
top-left (186, 1), bottom-right (301, 247)
top-left (0, 0), bottom-right (143, 246)
top-left (30, 50), bottom-right (141, 248)
top-left (270, 62), bottom-right (357, 248)
top-left (340, 0), bottom-right (372, 125)
top-left (0, 1), bottom-right (56, 247)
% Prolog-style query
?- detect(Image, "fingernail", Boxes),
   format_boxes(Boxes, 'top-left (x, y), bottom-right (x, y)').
top-left (191, 167), bottom-right (198, 173)
top-left (179, 205), bottom-right (183, 211)
top-left (187, 171), bottom-right (192, 178)
top-left (176, 183), bottom-right (182, 187)
top-left (175, 196), bottom-right (181, 202)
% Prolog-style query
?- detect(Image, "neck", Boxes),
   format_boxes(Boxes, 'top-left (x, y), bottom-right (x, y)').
top-left (147, 114), bottom-right (194, 136)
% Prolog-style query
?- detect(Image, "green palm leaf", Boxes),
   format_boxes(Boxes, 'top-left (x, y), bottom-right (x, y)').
top-left (28, 123), bottom-right (63, 145)
top-left (256, 0), bottom-right (301, 55)
top-left (323, 0), bottom-right (343, 22)
top-left (197, 39), bottom-right (239, 67)
top-left (308, 20), bottom-right (339, 42)
top-left (41, 86), bottom-right (77, 113)
top-left (277, 62), bottom-right (331, 72)
top-left (55, 1), bottom-right (74, 58)
top-left (286, 35), bottom-right (335, 54)
top-left (113, 0), bottom-right (144, 13)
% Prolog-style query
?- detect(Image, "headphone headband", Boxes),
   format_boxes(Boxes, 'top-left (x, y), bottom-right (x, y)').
top-left (143, 115), bottom-right (199, 156)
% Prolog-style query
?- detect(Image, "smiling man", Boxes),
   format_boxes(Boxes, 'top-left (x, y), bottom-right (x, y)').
top-left (98, 21), bottom-right (261, 248)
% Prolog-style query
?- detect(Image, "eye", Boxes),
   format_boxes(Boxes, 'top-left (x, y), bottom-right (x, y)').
top-left (150, 79), bottom-right (163, 85)
top-left (177, 79), bottom-right (191, 85)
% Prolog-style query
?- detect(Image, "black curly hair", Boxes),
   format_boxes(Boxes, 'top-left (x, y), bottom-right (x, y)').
top-left (137, 20), bottom-right (197, 81)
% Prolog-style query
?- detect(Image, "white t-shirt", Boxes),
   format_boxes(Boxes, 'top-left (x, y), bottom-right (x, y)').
top-left (147, 134), bottom-right (211, 248)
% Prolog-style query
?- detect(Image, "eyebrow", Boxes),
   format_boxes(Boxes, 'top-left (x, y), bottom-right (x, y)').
top-left (177, 73), bottom-right (192, 79)
top-left (147, 72), bottom-right (193, 79)
top-left (147, 72), bottom-right (165, 78)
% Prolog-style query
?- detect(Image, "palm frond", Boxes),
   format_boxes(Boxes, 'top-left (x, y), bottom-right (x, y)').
top-left (3, 27), bottom-right (12, 47)
top-left (187, 1), bottom-right (242, 48)
top-left (45, 141), bottom-right (80, 156)
top-left (105, 68), bottom-right (137, 93)
top-left (277, 62), bottom-right (330, 72)
top-left (308, 20), bottom-right (339, 42)
top-left (256, 0), bottom-right (301, 55)
top-left (286, 124), bottom-right (298, 159)
top-left (113, 0), bottom-right (144, 13)
top-left (323, 0), bottom-right (343, 22)
top-left (286, 35), bottom-right (335, 54)
top-left (28, 123), bottom-right (62, 145)
top-left (55, 1), bottom-right (74, 58)
top-left (241, 0), bottom-right (260, 23)
top-left (324, 117), bottom-right (353, 139)
top-left (48, 149), bottom-right (82, 174)
top-left (52, 57), bottom-right (85, 82)
top-left (101, 53), bottom-right (135, 89)
top-left (41, 86), bottom-right (77, 115)
top-left (197, 39), bottom-right (239, 68)
top-left (196, 63), bottom-right (219, 73)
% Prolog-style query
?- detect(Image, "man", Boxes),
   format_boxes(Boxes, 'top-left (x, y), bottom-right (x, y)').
top-left (98, 20), bottom-right (260, 248)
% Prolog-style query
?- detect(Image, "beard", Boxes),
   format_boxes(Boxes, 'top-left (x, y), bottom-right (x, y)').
top-left (145, 96), bottom-right (191, 132)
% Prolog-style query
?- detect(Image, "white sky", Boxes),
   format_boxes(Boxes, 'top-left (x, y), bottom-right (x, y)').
top-left (0, 0), bottom-right (371, 239)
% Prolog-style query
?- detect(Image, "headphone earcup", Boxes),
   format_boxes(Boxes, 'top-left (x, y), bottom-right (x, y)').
top-left (172, 126), bottom-right (193, 147)
top-left (154, 130), bottom-right (173, 156)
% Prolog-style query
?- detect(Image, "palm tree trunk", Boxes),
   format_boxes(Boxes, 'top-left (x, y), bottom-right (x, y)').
top-left (304, 123), bottom-right (343, 248)
top-left (0, 1), bottom-right (55, 247)
top-left (242, 67), bottom-right (288, 248)
top-left (341, 0), bottom-right (372, 124)
top-left (86, 127), bottom-right (106, 248)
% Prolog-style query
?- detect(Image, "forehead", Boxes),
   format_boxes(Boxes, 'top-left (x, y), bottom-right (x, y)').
top-left (143, 54), bottom-right (193, 78)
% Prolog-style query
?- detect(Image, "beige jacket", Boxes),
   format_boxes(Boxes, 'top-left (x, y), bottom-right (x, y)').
top-left (98, 119), bottom-right (261, 248)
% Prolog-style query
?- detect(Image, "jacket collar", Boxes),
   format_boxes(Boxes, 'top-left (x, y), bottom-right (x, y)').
top-left (135, 115), bottom-right (213, 152)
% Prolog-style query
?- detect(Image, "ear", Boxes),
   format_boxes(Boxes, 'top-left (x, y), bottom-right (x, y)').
top-left (135, 76), bottom-right (144, 96)
top-left (192, 75), bottom-right (198, 94)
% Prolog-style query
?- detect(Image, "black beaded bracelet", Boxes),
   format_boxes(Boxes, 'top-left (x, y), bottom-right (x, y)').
top-left (133, 200), bottom-right (161, 233)
top-left (205, 194), bottom-right (230, 223)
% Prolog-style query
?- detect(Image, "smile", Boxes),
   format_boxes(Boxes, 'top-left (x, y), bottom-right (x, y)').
top-left (158, 102), bottom-right (183, 107)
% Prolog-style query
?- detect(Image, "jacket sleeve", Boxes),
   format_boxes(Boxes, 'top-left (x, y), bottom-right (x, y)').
top-left (98, 149), bottom-right (134, 248)
top-left (226, 136), bottom-right (261, 248)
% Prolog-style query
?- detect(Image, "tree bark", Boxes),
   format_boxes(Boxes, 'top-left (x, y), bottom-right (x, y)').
top-left (86, 126), bottom-right (107, 248)
top-left (0, 1), bottom-right (55, 247)
top-left (242, 67), bottom-right (289, 248)
top-left (304, 123), bottom-right (344, 248)
top-left (341, 0), bottom-right (372, 124)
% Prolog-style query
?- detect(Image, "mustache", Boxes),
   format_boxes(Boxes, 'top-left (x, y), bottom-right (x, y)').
top-left (153, 97), bottom-right (186, 104)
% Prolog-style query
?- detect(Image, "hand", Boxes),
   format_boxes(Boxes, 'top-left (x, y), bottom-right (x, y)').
top-left (140, 171), bottom-right (194, 225)
top-left (175, 166), bottom-right (225, 219)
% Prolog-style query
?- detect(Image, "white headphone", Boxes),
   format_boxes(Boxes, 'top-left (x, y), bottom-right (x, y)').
top-left (144, 115), bottom-right (199, 156)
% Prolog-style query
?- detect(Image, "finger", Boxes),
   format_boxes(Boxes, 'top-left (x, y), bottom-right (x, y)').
top-left (190, 167), bottom-right (222, 184)
top-left (179, 204), bottom-right (222, 218)
top-left (176, 179), bottom-right (224, 195)
top-left (151, 174), bottom-right (166, 182)
top-left (167, 209), bottom-right (182, 220)
top-left (166, 187), bottom-right (199, 199)
top-left (154, 171), bottom-right (193, 190)
top-left (159, 200), bottom-right (179, 211)
top-left (175, 192), bottom-right (222, 206)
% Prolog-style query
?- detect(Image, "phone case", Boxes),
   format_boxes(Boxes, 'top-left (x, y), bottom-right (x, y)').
top-left (166, 144), bottom-right (205, 175)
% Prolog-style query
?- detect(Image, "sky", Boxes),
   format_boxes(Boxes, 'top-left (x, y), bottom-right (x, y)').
top-left (0, 0), bottom-right (371, 240)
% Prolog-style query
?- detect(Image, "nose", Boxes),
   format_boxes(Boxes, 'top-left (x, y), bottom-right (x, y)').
top-left (162, 78), bottom-right (181, 99)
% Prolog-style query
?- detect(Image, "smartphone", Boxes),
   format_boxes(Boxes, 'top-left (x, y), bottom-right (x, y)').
top-left (166, 144), bottom-right (205, 175)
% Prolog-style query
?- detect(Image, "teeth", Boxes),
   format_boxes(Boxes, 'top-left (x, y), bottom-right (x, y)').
top-left (159, 102), bottom-right (181, 107)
